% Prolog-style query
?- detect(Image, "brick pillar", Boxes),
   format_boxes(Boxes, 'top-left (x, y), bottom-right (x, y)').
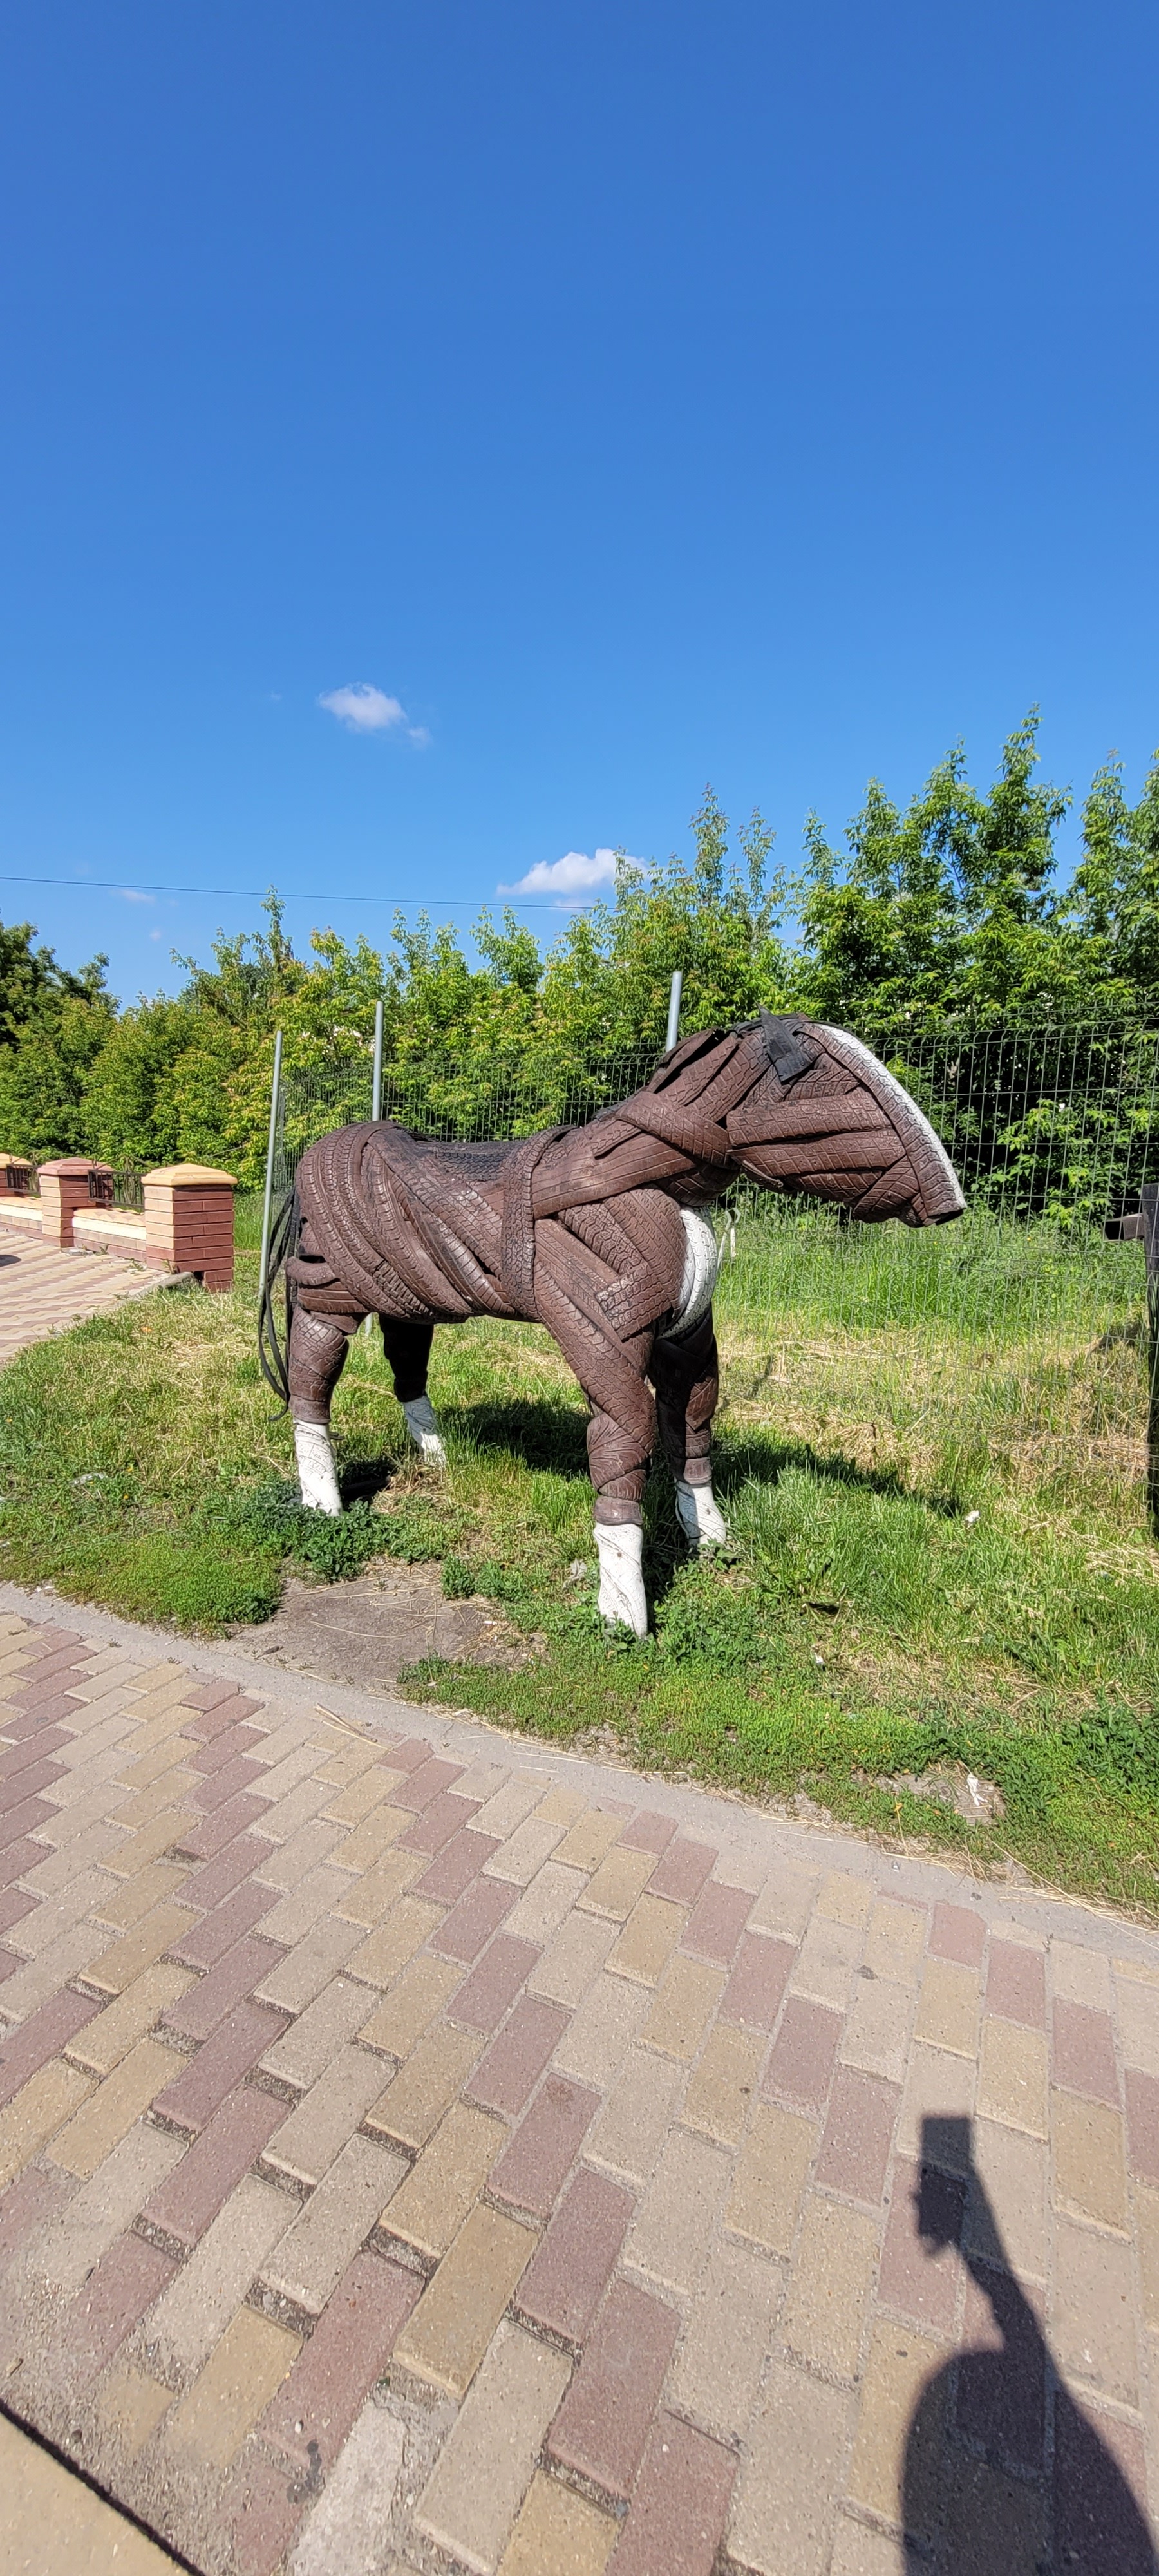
top-left (37, 1158), bottom-right (112, 1249)
top-left (141, 1164), bottom-right (237, 1291)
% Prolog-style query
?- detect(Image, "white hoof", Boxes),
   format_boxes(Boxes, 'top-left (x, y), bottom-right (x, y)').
top-left (402, 1394), bottom-right (447, 1469)
top-left (595, 1520), bottom-right (648, 1639)
top-left (294, 1419), bottom-right (342, 1516)
top-left (675, 1477), bottom-right (728, 1551)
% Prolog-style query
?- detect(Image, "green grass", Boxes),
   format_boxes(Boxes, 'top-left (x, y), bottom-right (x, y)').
top-left (1, 1223), bottom-right (1157, 1915)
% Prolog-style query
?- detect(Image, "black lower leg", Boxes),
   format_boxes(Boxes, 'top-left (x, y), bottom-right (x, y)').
top-left (380, 1318), bottom-right (436, 1404)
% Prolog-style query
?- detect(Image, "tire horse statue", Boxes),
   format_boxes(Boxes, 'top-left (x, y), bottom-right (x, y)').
top-left (260, 1014), bottom-right (965, 1637)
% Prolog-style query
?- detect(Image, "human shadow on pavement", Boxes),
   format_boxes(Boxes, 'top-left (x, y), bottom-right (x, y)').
top-left (903, 2116), bottom-right (1157, 2573)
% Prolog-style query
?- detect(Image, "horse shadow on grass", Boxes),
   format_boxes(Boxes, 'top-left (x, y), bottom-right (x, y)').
top-left (900, 2116), bottom-right (1156, 2573)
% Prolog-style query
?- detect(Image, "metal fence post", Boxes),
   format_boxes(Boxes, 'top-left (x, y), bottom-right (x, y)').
top-left (666, 969), bottom-right (683, 1054)
top-left (257, 1029), bottom-right (283, 1314)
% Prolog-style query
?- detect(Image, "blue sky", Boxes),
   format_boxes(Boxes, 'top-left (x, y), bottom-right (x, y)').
top-left (1, 2), bottom-right (1156, 1000)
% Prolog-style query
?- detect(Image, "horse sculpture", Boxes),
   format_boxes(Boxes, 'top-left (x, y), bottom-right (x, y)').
top-left (261, 1013), bottom-right (965, 1636)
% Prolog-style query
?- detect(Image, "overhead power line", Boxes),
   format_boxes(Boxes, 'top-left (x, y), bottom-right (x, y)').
top-left (0, 873), bottom-right (594, 910)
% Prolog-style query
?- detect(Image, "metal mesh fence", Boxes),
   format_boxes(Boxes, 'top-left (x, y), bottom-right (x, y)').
top-left (267, 1023), bottom-right (1159, 1503)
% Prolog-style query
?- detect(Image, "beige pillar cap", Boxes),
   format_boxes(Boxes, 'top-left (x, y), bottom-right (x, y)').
top-left (141, 1165), bottom-right (238, 1187)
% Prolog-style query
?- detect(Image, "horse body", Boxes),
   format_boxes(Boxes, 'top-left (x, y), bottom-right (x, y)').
top-left (272, 1014), bottom-right (964, 1633)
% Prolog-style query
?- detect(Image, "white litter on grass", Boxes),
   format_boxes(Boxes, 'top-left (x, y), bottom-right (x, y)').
top-left (964, 1510), bottom-right (981, 1526)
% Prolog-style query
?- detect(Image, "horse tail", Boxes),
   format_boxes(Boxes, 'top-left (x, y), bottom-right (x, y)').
top-left (257, 1184), bottom-right (299, 1406)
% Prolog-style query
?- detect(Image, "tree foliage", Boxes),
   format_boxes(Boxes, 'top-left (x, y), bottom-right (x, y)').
top-left (1, 719), bottom-right (1157, 1178)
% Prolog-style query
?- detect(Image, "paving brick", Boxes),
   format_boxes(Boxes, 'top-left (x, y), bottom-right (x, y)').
top-left (504, 1860), bottom-right (586, 1946)
top-left (165, 1883), bottom-right (277, 1973)
top-left (956, 2259), bottom-right (1047, 2476)
top-left (1051, 1937), bottom-right (1113, 2010)
top-left (68, 2230), bottom-right (177, 2387)
top-left (552, 1968), bottom-right (647, 2090)
top-left (780, 2192), bottom-right (878, 2380)
top-left (816, 2067), bottom-right (900, 2205)
top-left (607, 1894), bottom-right (685, 1987)
top-left (146, 2172), bottom-right (294, 2382)
top-left (183, 1830), bottom-right (276, 1911)
top-left (393, 2203), bottom-right (537, 2399)
top-left (965, 2116), bottom-right (1050, 2282)
top-left (878, 2154), bottom-right (964, 2334)
top-left (646, 1835), bottom-right (716, 1906)
top-left (910, 1955), bottom-right (979, 2059)
top-left (535, 1785), bottom-right (591, 1828)
top-left (253, 1864), bottom-right (351, 1948)
top-left (515, 2164), bottom-right (634, 2345)
top-left (625, 2126), bottom-right (730, 2298)
top-left (263, 2043), bottom-right (388, 2188)
top-left (579, 1844), bottom-right (657, 1922)
top-left (321, 1761), bottom-right (404, 1830)
top-left (386, 2100), bottom-right (505, 2259)
top-left (164, 1933), bottom-right (287, 2044)
top-left (764, 1996), bottom-right (842, 2108)
top-left (728, 2359), bottom-right (851, 2576)
top-left (97, 2365), bottom-right (174, 2457)
top-left (491, 2071), bottom-right (599, 2219)
top-left (414, 1826), bottom-right (501, 1905)
top-left (68, 1963), bottom-right (193, 2074)
top-left (862, 1899), bottom-right (927, 1987)
top-left (390, 1754), bottom-right (464, 1811)
top-left (546, 2278), bottom-right (679, 2502)
top-left (257, 1816), bottom-right (350, 1891)
top-left (366, 2020), bottom-right (484, 2150)
top-left (0, 2056), bottom-right (91, 2187)
top-left (845, 2316), bottom-right (946, 2539)
top-left (141, 2083), bottom-right (287, 2249)
top-left (528, 1906), bottom-right (617, 2006)
top-left (182, 1750), bottom-right (265, 1814)
top-left (1117, 1971), bottom-right (1159, 2079)
top-left (450, 1932), bottom-right (542, 2031)
top-left (253, 1912), bottom-right (362, 2012)
top-left (927, 1917), bottom-right (984, 1968)
top-left (0, 1916), bottom-right (106, 2018)
top-left (986, 1938), bottom-right (1046, 2027)
top-left (1053, 2392), bottom-right (1156, 2576)
top-left (224, 2443), bottom-right (308, 2576)
top-left (152, 1999), bottom-right (287, 2133)
top-left (0, 2161), bottom-right (71, 2267)
top-left (483, 1812), bottom-right (568, 1888)
top-left (682, 2022), bottom-right (764, 2148)
top-left (838, 1973), bottom-right (914, 2085)
top-left (167, 2306), bottom-right (301, 2467)
top-left (668, 2234), bottom-right (782, 2441)
top-left (0, 1984), bottom-right (99, 2108)
top-left (607, 2408), bottom-right (736, 2576)
top-left (681, 1879), bottom-right (752, 1964)
top-left (1138, 2185), bottom-right (1159, 2329)
top-left (1052, 1998), bottom-right (1118, 2106)
top-left (586, 2047), bottom-right (685, 2188)
top-left (725, 2098), bottom-right (815, 2255)
top-left (263, 2135), bottom-right (406, 2315)
top-left (175, 1790), bottom-right (276, 1862)
top-left (1052, 2215), bottom-right (1138, 2402)
top-left (467, 1994), bottom-right (570, 2116)
top-left (896, 2040), bottom-right (976, 2164)
top-left (1126, 2067), bottom-right (1159, 2183)
top-left (0, 1834), bottom-right (57, 1893)
top-left (551, 1808), bottom-right (626, 1873)
top-left (346, 1897), bottom-right (445, 1990)
top-left (433, 1873), bottom-right (519, 1963)
top-left (0, 1757), bottom-right (65, 1812)
top-left (826, 2515), bottom-right (909, 2574)
top-left (400, 1787), bottom-right (482, 1859)
top-left (258, 1976), bottom-right (370, 2092)
top-left (34, 2116), bottom-right (184, 2293)
top-left (720, 1931), bottom-right (794, 2031)
top-left (359, 1953), bottom-right (464, 2060)
top-left (415, 2316), bottom-right (571, 2573)
top-left (468, 1776), bottom-right (551, 1844)
top-left (187, 1721), bottom-right (265, 1774)
top-left (104, 1805), bottom-right (199, 1875)
top-left (619, 1808), bottom-right (675, 1855)
top-left (52, 2036), bottom-right (185, 2177)
top-left (789, 1912), bottom-right (862, 2011)
top-left (4, 1866), bottom-right (109, 1958)
top-left (977, 2016), bottom-right (1048, 2137)
top-left (1053, 2088), bottom-right (1128, 2231)
top-left (334, 1848), bottom-right (424, 1926)
top-left (640, 1955), bottom-right (723, 2061)
top-left (497, 2473), bottom-right (616, 2576)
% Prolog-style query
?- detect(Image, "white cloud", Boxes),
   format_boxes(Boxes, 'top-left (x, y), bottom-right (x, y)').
top-left (499, 847), bottom-right (641, 904)
top-left (318, 682), bottom-right (428, 744)
top-left (115, 886), bottom-right (155, 904)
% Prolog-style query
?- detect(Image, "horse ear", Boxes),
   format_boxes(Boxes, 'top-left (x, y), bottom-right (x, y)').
top-left (759, 1010), bottom-right (820, 1085)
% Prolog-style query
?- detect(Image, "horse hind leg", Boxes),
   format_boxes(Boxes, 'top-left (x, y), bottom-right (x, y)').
top-left (380, 1319), bottom-right (446, 1468)
top-left (288, 1307), bottom-right (353, 1515)
top-left (652, 1305), bottom-right (728, 1552)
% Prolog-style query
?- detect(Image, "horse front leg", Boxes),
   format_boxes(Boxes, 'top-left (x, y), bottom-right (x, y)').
top-left (288, 1306), bottom-right (353, 1514)
top-left (652, 1306), bottom-right (728, 1551)
top-left (581, 1350), bottom-right (657, 1642)
top-left (379, 1318), bottom-right (446, 1467)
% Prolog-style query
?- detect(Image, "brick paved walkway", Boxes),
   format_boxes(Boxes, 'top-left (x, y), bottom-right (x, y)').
top-left (1, 1598), bottom-right (1157, 2575)
top-left (0, 1227), bottom-right (161, 1367)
